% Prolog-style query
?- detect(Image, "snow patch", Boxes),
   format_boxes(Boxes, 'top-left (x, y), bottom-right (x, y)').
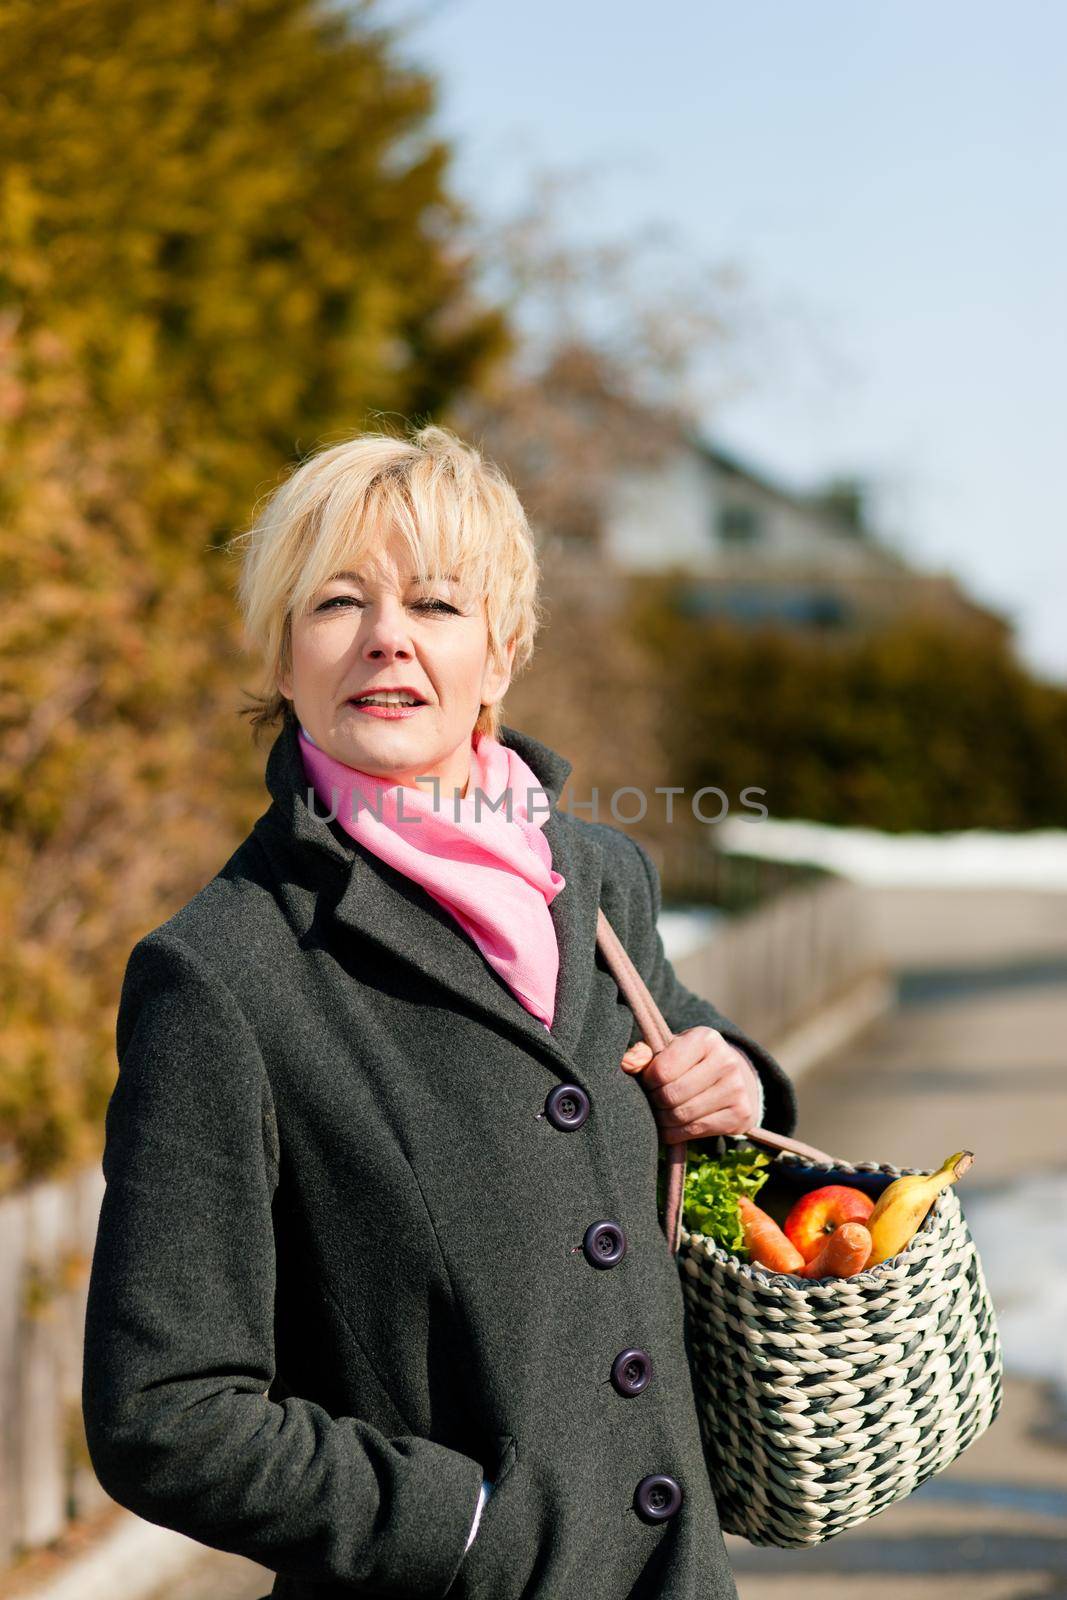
top-left (716, 817), bottom-right (1067, 889)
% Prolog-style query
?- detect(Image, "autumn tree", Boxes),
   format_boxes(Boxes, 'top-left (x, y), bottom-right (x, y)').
top-left (0, 0), bottom-right (508, 1189)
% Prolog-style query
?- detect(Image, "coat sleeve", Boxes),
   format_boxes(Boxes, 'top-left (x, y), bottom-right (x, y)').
top-left (623, 836), bottom-right (799, 1140)
top-left (82, 928), bottom-right (485, 1598)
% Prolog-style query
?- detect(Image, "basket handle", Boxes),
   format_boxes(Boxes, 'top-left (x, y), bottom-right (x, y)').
top-left (595, 906), bottom-right (836, 1254)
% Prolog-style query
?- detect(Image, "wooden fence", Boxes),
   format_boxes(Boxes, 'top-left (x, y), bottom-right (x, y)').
top-left (0, 1164), bottom-right (108, 1566)
top-left (0, 871), bottom-right (883, 1568)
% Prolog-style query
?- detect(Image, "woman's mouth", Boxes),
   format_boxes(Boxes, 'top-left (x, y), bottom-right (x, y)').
top-left (347, 694), bottom-right (426, 721)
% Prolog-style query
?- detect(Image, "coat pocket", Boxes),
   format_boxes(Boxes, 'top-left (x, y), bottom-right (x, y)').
top-left (449, 1430), bottom-right (539, 1600)
top-left (492, 1430), bottom-right (517, 1486)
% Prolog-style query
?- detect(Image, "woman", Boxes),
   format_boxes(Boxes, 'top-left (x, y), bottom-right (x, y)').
top-left (82, 424), bottom-right (799, 1600)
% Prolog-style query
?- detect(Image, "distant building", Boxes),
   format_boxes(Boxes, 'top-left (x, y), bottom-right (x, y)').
top-left (548, 429), bottom-right (1012, 643)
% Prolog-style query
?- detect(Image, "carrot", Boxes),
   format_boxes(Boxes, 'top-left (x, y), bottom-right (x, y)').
top-left (737, 1196), bottom-right (805, 1273)
top-left (795, 1222), bottom-right (872, 1280)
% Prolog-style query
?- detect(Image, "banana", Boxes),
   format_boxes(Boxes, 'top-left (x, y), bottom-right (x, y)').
top-left (863, 1150), bottom-right (974, 1268)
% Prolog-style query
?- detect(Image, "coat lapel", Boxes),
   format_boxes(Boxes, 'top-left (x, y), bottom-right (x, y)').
top-left (255, 714), bottom-right (604, 1074)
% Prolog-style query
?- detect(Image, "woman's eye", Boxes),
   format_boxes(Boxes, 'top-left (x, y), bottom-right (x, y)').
top-left (314, 595), bottom-right (459, 615)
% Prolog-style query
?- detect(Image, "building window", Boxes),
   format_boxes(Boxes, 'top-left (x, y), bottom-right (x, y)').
top-left (674, 585), bottom-right (851, 629)
top-left (717, 503), bottom-right (762, 544)
top-left (804, 592), bottom-right (848, 628)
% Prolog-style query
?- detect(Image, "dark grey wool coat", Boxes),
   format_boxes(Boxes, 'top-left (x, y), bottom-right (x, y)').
top-left (82, 711), bottom-right (798, 1600)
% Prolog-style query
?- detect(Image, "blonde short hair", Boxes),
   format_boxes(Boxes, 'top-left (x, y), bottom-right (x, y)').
top-left (227, 423), bottom-right (544, 741)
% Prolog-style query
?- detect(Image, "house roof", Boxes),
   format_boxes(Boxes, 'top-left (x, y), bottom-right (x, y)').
top-left (684, 426), bottom-right (858, 524)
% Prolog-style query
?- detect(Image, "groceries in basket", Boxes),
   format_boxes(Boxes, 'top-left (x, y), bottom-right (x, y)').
top-left (676, 1143), bottom-right (975, 1278)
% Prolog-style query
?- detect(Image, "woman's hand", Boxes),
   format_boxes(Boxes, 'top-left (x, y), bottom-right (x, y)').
top-left (620, 1026), bottom-right (761, 1143)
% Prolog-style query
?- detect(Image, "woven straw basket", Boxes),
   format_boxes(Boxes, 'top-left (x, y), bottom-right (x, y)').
top-left (678, 1150), bottom-right (1004, 1546)
top-left (595, 907), bottom-right (1005, 1549)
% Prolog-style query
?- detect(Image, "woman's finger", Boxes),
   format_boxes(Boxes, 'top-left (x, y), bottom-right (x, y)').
top-left (620, 1041), bottom-right (654, 1072)
top-left (656, 1080), bottom-right (739, 1132)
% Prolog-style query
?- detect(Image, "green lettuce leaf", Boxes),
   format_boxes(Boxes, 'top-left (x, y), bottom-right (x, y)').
top-left (657, 1142), bottom-right (772, 1257)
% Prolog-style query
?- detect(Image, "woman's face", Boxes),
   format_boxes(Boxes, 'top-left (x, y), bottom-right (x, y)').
top-left (277, 530), bottom-right (515, 799)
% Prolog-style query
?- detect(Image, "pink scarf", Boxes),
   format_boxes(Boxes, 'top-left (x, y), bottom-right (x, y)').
top-left (297, 724), bottom-right (566, 1029)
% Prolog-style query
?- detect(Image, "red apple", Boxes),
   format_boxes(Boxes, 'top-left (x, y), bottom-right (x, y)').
top-left (783, 1185), bottom-right (875, 1264)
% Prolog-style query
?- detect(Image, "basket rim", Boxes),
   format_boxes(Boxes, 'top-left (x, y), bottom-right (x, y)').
top-left (678, 1159), bottom-right (962, 1288)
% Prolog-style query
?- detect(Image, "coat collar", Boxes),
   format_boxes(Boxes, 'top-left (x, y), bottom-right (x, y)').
top-left (253, 711), bottom-right (604, 1073)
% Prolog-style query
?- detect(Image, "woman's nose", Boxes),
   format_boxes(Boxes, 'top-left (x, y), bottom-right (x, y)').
top-left (360, 599), bottom-right (414, 659)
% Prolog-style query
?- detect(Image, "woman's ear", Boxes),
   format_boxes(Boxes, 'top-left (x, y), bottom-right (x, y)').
top-left (481, 637), bottom-right (517, 709)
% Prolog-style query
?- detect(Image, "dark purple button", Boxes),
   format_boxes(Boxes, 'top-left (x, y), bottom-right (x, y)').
top-left (545, 1083), bottom-right (590, 1131)
top-left (583, 1219), bottom-right (627, 1269)
top-left (611, 1348), bottom-right (653, 1397)
top-left (634, 1473), bottom-right (683, 1522)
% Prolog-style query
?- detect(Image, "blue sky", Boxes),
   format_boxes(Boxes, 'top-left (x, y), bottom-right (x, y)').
top-left (378, 0), bottom-right (1066, 683)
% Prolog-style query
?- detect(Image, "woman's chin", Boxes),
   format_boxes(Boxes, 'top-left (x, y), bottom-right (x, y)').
top-left (331, 722), bottom-right (439, 775)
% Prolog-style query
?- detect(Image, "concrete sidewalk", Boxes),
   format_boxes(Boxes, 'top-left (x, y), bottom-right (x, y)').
top-left (0, 1505), bottom-right (269, 1600)
top-left (728, 944), bottom-right (1067, 1600)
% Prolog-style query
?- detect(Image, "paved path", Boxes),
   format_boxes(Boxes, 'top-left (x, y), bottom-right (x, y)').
top-left (727, 948), bottom-right (1067, 1600)
top-left (150, 945), bottom-right (1067, 1600)
top-left (143, 1550), bottom-right (267, 1600)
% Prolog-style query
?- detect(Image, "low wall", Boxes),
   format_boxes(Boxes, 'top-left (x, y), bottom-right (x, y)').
top-left (670, 873), bottom-right (893, 1077)
top-left (862, 885), bottom-right (1067, 970)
